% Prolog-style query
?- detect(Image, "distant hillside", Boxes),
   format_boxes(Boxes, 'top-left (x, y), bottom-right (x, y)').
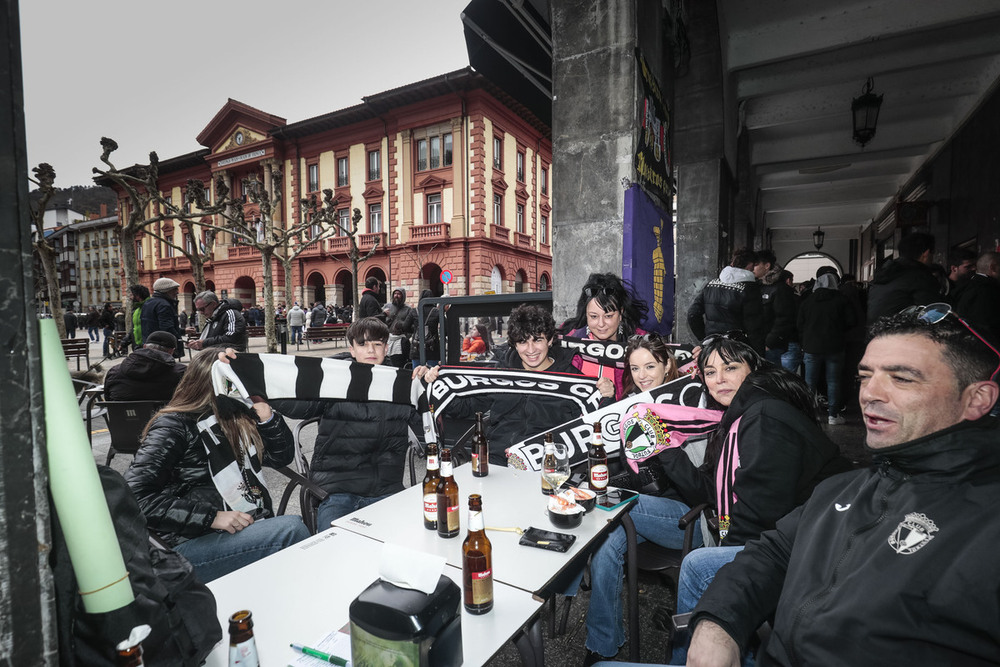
top-left (29, 185), bottom-right (117, 218)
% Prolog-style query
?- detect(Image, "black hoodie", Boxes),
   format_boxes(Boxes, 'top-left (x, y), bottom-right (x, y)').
top-left (103, 348), bottom-right (186, 401)
top-left (866, 257), bottom-right (941, 323)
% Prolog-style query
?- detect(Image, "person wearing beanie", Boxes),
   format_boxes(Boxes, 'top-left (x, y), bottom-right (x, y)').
top-left (140, 277), bottom-right (183, 358)
top-left (104, 330), bottom-right (186, 401)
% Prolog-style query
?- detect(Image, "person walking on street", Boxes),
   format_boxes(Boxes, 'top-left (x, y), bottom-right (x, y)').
top-left (358, 277), bottom-right (383, 320)
top-left (127, 284), bottom-right (150, 354)
top-left (98, 303), bottom-right (116, 358)
top-left (140, 278), bottom-right (184, 358)
top-left (85, 305), bottom-right (100, 341)
top-left (286, 303), bottom-right (306, 344)
top-left (384, 288), bottom-right (417, 336)
top-left (798, 272), bottom-right (855, 424)
top-left (63, 310), bottom-right (78, 338)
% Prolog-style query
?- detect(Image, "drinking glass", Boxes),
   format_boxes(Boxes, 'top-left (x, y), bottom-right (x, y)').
top-left (542, 442), bottom-right (571, 492)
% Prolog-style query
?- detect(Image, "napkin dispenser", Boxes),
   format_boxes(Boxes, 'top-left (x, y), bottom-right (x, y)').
top-left (349, 575), bottom-right (462, 667)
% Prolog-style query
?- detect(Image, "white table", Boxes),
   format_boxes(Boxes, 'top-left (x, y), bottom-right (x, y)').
top-left (332, 466), bottom-right (632, 596)
top-left (203, 528), bottom-right (543, 667)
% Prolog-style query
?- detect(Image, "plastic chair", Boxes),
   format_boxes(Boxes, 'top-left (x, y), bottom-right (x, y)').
top-left (622, 502), bottom-right (709, 662)
top-left (91, 400), bottom-right (165, 465)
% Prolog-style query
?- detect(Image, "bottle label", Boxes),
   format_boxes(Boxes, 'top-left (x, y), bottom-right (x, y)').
top-left (468, 509), bottom-right (484, 531)
top-left (470, 569), bottom-right (493, 604)
top-left (229, 640), bottom-right (259, 667)
top-left (590, 464), bottom-right (609, 489)
top-left (423, 494), bottom-right (437, 522)
top-left (446, 504), bottom-right (460, 531)
top-left (441, 461), bottom-right (453, 477)
top-left (471, 452), bottom-right (479, 472)
top-left (426, 454), bottom-right (439, 471)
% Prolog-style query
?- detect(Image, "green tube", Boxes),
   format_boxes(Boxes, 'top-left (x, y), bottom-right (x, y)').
top-left (40, 319), bottom-right (133, 613)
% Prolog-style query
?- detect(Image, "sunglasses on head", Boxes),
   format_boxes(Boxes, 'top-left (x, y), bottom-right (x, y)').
top-left (700, 330), bottom-right (749, 348)
top-left (902, 302), bottom-right (1000, 381)
top-left (629, 332), bottom-right (661, 343)
top-left (584, 285), bottom-right (616, 299)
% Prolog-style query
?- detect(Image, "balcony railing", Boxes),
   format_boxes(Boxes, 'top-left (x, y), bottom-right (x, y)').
top-left (327, 237), bottom-right (350, 254)
top-left (155, 258), bottom-right (173, 269)
top-left (490, 224), bottom-right (510, 243)
top-left (514, 231), bottom-right (533, 248)
top-left (409, 223), bottom-right (449, 243)
top-left (229, 245), bottom-right (260, 258)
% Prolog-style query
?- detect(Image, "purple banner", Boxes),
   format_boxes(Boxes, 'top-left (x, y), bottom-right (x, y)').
top-left (623, 184), bottom-right (674, 335)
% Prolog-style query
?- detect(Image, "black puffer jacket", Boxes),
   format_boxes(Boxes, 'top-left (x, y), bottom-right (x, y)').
top-left (270, 379), bottom-right (423, 499)
top-left (866, 257), bottom-right (941, 323)
top-left (198, 299), bottom-right (248, 351)
top-left (761, 280), bottom-right (798, 351)
top-left (692, 419), bottom-right (1000, 666)
top-left (656, 372), bottom-right (846, 546)
top-left (104, 348), bottom-right (186, 401)
top-left (687, 267), bottom-right (767, 353)
top-left (124, 410), bottom-right (294, 546)
top-left (447, 344), bottom-right (585, 465)
top-left (358, 289), bottom-right (383, 320)
top-left (797, 280), bottom-right (855, 354)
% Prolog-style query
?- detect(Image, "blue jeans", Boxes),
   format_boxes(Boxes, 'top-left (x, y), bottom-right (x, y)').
top-left (803, 350), bottom-right (845, 417)
top-left (764, 348), bottom-right (784, 367)
top-left (315, 492), bottom-right (390, 530)
top-left (585, 495), bottom-right (703, 657)
top-left (671, 546), bottom-right (746, 664)
top-left (780, 341), bottom-right (803, 374)
top-left (88, 326), bottom-right (99, 341)
top-left (102, 327), bottom-right (114, 357)
top-left (173, 514), bottom-right (309, 583)
top-left (290, 325), bottom-right (303, 344)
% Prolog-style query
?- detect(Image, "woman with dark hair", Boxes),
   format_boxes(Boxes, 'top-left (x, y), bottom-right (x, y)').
top-left (561, 273), bottom-right (649, 399)
top-left (125, 349), bottom-right (309, 583)
top-left (461, 323), bottom-right (492, 360)
top-left (419, 304), bottom-right (614, 465)
top-left (622, 333), bottom-right (679, 396)
top-left (581, 335), bottom-right (846, 665)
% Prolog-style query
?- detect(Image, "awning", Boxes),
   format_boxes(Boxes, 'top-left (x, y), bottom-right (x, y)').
top-left (462, 0), bottom-right (552, 127)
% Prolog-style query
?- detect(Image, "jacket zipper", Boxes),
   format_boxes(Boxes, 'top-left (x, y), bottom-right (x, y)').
top-left (786, 461), bottom-right (904, 665)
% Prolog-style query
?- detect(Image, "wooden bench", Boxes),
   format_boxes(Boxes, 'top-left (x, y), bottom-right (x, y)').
top-left (61, 338), bottom-right (90, 370)
top-left (247, 326), bottom-right (266, 338)
top-left (303, 324), bottom-right (349, 349)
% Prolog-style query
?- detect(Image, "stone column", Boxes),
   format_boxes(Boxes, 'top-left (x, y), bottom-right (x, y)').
top-left (450, 117), bottom-right (466, 235)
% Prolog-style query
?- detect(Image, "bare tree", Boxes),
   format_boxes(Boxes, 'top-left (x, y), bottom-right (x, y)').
top-left (303, 190), bottom-right (380, 320)
top-left (29, 163), bottom-right (67, 337)
top-left (92, 138), bottom-right (235, 323)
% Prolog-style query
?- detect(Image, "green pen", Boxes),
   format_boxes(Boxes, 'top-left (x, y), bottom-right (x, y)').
top-left (290, 643), bottom-right (350, 666)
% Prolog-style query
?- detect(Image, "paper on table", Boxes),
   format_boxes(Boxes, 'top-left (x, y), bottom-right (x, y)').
top-left (291, 626), bottom-right (352, 666)
top-left (378, 543), bottom-right (446, 595)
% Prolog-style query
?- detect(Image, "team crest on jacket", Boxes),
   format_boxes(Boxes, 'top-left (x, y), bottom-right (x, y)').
top-left (887, 512), bottom-right (938, 555)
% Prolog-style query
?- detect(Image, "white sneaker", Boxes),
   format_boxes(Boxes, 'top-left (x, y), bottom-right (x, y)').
top-left (828, 415), bottom-right (846, 425)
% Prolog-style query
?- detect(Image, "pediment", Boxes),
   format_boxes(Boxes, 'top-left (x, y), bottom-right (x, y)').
top-left (492, 174), bottom-right (508, 192)
top-left (196, 99), bottom-right (286, 153)
top-left (362, 183), bottom-right (385, 200)
top-left (515, 184), bottom-right (530, 201)
top-left (416, 174), bottom-right (447, 192)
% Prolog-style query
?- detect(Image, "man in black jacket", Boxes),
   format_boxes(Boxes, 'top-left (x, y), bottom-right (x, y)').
top-left (953, 251), bottom-right (1000, 341)
top-left (687, 248), bottom-right (767, 354)
top-left (687, 308), bottom-right (1000, 667)
top-left (866, 232), bottom-right (941, 323)
top-left (187, 291), bottom-right (248, 352)
top-left (140, 278), bottom-right (183, 358)
top-left (103, 331), bottom-right (186, 401)
top-left (358, 277), bottom-right (383, 320)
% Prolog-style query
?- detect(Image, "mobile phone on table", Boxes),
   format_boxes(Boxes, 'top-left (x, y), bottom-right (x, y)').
top-left (596, 488), bottom-right (639, 511)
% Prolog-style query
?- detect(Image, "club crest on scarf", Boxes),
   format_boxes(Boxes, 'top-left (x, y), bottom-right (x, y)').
top-left (621, 408), bottom-right (670, 462)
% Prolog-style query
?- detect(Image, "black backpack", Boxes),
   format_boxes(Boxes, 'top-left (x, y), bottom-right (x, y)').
top-left (52, 466), bottom-right (222, 666)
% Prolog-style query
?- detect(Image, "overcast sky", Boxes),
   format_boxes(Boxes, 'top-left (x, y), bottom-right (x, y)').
top-left (20, 0), bottom-right (472, 188)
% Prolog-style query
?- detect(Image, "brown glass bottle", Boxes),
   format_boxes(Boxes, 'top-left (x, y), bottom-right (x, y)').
top-left (228, 610), bottom-right (260, 667)
top-left (436, 448), bottom-right (460, 538)
top-left (462, 494), bottom-right (494, 614)
top-left (471, 411), bottom-right (489, 477)
top-left (422, 442), bottom-right (441, 530)
top-left (114, 645), bottom-right (144, 667)
top-left (588, 422), bottom-right (608, 497)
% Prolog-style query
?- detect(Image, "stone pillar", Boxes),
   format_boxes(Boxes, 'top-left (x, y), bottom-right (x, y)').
top-left (550, 0), bottom-right (639, 324)
top-left (450, 117), bottom-right (466, 235)
top-left (672, 0), bottom-right (731, 345)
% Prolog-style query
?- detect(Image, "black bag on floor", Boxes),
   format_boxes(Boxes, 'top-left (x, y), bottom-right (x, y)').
top-left (52, 466), bottom-right (222, 666)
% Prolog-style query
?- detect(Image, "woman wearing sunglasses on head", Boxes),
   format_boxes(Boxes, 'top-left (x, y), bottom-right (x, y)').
top-left (581, 333), bottom-right (848, 666)
top-left (560, 273), bottom-right (649, 400)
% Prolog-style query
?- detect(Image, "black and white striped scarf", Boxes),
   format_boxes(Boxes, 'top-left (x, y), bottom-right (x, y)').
top-left (196, 403), bottom-right (271, 515)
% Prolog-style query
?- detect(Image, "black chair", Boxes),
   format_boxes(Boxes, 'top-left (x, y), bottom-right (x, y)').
top-left (91, 400), bottom-right (165, 465)
top-left (274, 417), bottom-right (329, 535)
top-left (622, 502), bottom-right (709, 662)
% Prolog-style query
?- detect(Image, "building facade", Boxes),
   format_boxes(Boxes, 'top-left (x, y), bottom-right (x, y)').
top-left (33, 206), bottom-right (119, 312)
top-left (117, 69), bottom-right (552, 312)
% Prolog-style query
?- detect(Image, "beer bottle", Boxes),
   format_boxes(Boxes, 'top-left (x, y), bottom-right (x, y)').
top-left (588, 422), bottom-right (608, 497)
top-left (462, 494), bottom-right (494, 614)
top-left (228, 610), bottom-right (260, 667)
top-left (422, 442), bottom-right (441, 530)
top-left (115, 625), bottom-right (151, 667)
top-left (541, 433), bottom-right (556, 495)
top-left (471, 411), bottom-right (490, 477)
top-left (436, 448), bottom-right (460, 538)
